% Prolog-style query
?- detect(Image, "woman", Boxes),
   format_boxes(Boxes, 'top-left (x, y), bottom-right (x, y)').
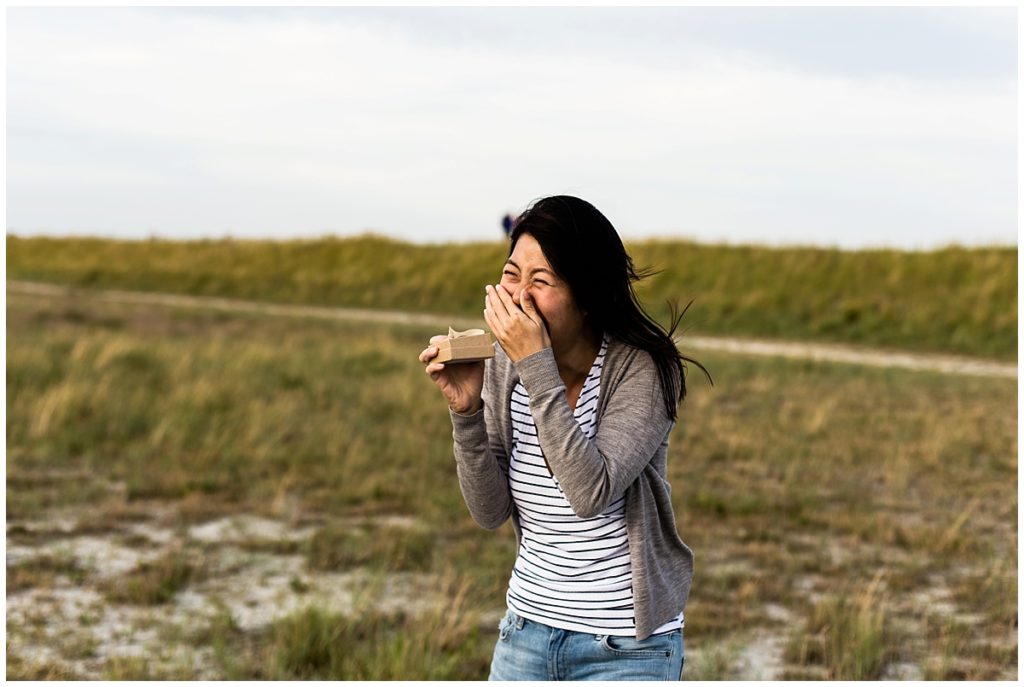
top-left (418, 196), bottom-right (711, 681)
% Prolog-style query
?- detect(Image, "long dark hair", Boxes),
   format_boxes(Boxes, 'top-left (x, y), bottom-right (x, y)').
top-left (510, 195), bottom-right (713, 421)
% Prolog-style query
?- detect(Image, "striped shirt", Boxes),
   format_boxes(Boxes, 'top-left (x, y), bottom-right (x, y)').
top-left (505, 335), bottom-right (683, 636)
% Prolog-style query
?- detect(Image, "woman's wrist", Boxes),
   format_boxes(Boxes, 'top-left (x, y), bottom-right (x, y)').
top-left (450, 400), bottom-right (483, 415)
top-left (505, 341), bottom-right (547, 364)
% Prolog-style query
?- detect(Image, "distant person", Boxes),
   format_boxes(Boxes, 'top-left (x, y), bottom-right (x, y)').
top-left (419, 195), bottom-right (712, 680)
top-left (501, 212), bottom-right (516, 238)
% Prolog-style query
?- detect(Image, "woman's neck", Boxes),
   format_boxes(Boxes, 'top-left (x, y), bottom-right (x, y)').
top-left (553, 327), bottom-right (602, 387)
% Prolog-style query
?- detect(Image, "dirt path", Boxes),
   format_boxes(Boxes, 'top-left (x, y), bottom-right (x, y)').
top-left (7, 279), bottom-right (1015, 380)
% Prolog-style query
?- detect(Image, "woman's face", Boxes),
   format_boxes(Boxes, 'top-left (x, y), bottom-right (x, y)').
top-left (499, 233), bottom-right (588, 348)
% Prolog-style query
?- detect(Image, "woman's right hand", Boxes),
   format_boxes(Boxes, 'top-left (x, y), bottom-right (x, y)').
top-left (419, 335), bottom-right (485, 414)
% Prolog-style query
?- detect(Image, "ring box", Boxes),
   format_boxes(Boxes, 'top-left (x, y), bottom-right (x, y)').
top-left (435, 327), bottom-right (495, 364)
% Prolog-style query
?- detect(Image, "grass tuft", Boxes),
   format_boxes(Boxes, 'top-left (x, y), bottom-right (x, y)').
top-left (306, 522), bottom-right (435, 572)
top-left (785, 572), bottom-right (897, 679)
top-left (101, 547), bottom-right (199, 605)
top-left (7, 552), bottom-right (88, 592)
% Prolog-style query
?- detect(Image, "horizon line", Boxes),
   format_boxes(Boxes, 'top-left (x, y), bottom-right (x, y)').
top-left (5, 229), bottom-right (1017, 254)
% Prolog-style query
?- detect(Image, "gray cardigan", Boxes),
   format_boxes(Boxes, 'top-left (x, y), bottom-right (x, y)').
top-left (449, 338), bottom-right (694, 640)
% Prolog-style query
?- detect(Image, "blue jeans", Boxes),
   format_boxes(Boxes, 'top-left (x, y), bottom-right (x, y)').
top-left (488, 608), bottom-right (685, 681)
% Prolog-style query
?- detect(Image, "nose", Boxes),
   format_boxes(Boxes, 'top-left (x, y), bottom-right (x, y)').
top-left (512, 286), bottom-right (529, 307)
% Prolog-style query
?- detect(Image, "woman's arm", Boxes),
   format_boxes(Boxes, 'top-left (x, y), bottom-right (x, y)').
top-left (449, 379), bottom-right (514, 531)
top-left (516, 346), bottom-right (673, 519)
top-left (421, 336), bottom-right (513, 531)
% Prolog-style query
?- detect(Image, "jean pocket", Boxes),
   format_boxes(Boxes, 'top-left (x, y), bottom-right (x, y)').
top-left (599, 631), bottom-right (678, 658)
top-left (497, 609), bottom-right (517, 642)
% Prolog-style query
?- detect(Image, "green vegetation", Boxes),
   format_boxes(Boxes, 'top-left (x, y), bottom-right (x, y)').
top-left (101, 548), bottom-right (198, 605)
top-left (306, 522), bottom-right (435, 572)
top-left (785, 574), bottom-right (896, 679)
top-left (7, 552), bottom-right (87, 592)
top-left (215, 575), bottom-right (491, 680)
top-left (5, 290), bottom-right (1017, 679)
top-left (6, 655), bottom-right (81, 680)
top-left (6, 233), bottom-right (1017, 359)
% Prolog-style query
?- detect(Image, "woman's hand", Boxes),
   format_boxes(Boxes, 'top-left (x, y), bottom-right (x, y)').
top-left (419, 335), bottom-right (485, 414)
top-left (484, 284), bottom-right (551, 363)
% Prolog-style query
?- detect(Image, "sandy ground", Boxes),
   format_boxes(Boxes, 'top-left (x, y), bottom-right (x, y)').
top-left (7, 508), bottom-right (460, 679)
top-left (8, 502), bottom-right (1013, 680)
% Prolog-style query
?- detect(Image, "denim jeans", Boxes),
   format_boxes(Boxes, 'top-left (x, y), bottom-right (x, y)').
top-left (488, 608), bottom-right (685, 681)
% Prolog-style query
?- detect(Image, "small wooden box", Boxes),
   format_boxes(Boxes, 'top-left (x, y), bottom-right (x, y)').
top-left (435, 328), bottom-right (495, 364)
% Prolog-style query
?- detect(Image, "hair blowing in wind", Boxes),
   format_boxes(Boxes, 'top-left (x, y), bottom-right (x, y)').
top-left (510, 195), bottom-right (714, 421)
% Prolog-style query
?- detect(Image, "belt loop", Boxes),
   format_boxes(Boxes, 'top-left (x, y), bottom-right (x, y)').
top-left (515, 614), bottom-right (525, 630)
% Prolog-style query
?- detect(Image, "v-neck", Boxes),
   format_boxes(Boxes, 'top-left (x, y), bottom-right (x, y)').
top-left (572, 335), bottom-right (607, 418)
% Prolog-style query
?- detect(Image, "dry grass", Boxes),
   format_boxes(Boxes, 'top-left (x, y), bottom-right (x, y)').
top-left (6, 653), bottom-right (82, 680)
top-left (784, 573), bottom-right (896, 679)
top-left (306, 522), bottom-right (435, 573)
top-left (100, 547), bottom-right (201, 605)
top-left (6, 290), bottom-right (1017, 679)
top-left (7, 552), bottom-right (88, 592)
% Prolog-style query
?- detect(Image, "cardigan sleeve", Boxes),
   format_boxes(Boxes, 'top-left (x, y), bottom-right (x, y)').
top-left (449, 366), bottom-right (514, 531)
top-left (514, 345), bottom-right (674, 519)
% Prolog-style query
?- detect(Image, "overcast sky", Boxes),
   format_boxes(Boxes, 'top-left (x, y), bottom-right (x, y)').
top-left (6, 6), bottom-right (1018, 249)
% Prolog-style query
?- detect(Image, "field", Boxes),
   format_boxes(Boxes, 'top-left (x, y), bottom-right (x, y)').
top-left (6, 234), bottom-right (1017, 360)
top-left (6, 281), bottom-right (1017, 679)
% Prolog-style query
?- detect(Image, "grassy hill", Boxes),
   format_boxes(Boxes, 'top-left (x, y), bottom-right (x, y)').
top-left (6, 234), bottom-right (1017, 360)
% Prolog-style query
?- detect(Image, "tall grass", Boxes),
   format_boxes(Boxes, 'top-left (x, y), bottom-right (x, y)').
top-left (6, 292), bottom-right (1017, 679)
top-left (785, 573), bottom-right (895, 679)
top-left (7, 233), bottom-right (1017, 359)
